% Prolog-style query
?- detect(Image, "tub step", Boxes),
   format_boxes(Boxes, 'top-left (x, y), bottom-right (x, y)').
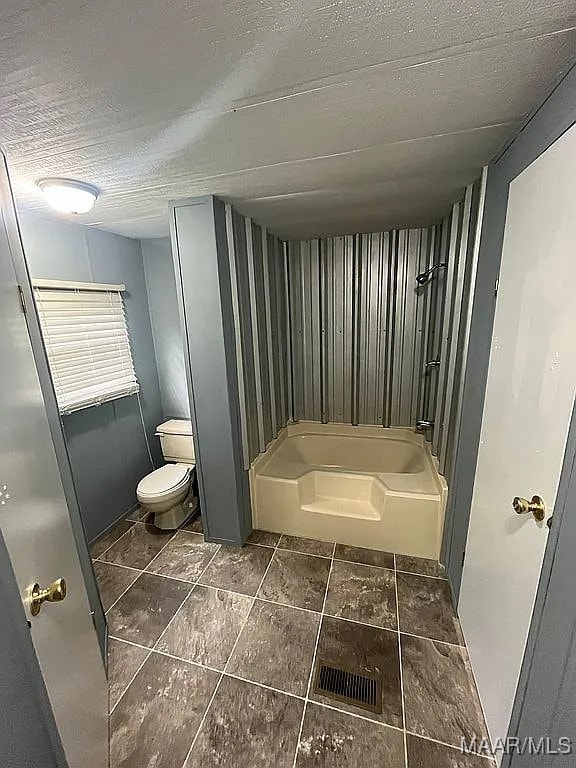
top-left (301, 497), bottom-right (381, 520)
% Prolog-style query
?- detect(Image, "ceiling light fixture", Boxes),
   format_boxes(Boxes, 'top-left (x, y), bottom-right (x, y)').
top-left (36, 177), bottom-right (99, 214)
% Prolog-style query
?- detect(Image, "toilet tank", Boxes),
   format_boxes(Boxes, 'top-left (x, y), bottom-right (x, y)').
top-left (156, 419), bottom-right (195, 464)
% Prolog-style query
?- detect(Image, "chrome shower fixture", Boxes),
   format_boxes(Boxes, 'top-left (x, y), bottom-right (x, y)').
top-left (416, 263), bottom-right (447, 285)
top-left (415, 419), bottom-right (434, 431)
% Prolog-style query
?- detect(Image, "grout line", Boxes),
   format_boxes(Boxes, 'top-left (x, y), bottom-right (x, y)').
top-left (178, 536), bottom-right (282, 768)
top-left (250, 540), bottom-right (334, 560)
top-left (109, 537), bottom-right (224, 716)
top-left (404, 730), bottom-right (495, 760)
top-left (393, 553), bottom-right (408, 768)
top-left (104, 570), bottom-right (144, 616)
top-left (95, 560), bottom-right (142, 573)
top-left (108, 634), bottom-right (490, 760)
top-left (92, 519), bottom-right (138, 560)
top-left (395, 568), bottom-right (447, 581)
top-left (109, 644), bottom-right (153, 717)
top-left (150, 544), bottom-right (224, 655)
top-left (141, 526), bottom-right (205, 575)
top-left (310, 699), bottom-right (404, 732)
top-left (399, 630), bottom-right (465, 649)
top-left (333, 557), bottom-right (395, 572)
top-left (291, 540), bottom-right (335, 768)
top-left (107, 635), bottom-right (411, 733)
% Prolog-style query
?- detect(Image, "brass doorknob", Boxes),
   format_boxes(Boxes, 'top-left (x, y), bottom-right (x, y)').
top-left (512, 495), bottom-right (546, 522)
top-left (29, 578), bottom-right (67, 617)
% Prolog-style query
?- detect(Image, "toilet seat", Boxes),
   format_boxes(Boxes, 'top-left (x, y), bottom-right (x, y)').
top-left (137, 463), bottom-right (192, 502)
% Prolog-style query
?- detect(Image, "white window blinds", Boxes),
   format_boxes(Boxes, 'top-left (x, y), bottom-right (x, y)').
top-left (33, 280), bottom-right (139, 414)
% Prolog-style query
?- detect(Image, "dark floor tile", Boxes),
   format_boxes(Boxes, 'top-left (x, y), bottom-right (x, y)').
top-left (110, 651), bottom-right (219, 768)
top-left (184, 676), bottom-right (303, 768)
top-left (324, 559), bottom-right (397, 630)
top-left (396, 554), bottom-right (446, 579)
top-left (156, 585), bottom-right (252, 670)
top-left (100, 522), bottom-right (174, 570)
top-left (146, 531), bottom-right (219, 582)
top-left (183, 514), bottom-right (203, 534)
top-left (90, 519), bottom-right (134, 559)
top-left (397, 571), bottom-right (463, 645)
top-left (107, 572), bottom-right (190, 647)
top-left (278, 534), bottom-right (334, 558)
top-left (334, 544), bottom-right (394, 569)
top-left (92, 560), bottom-right (139, 612)
top-left (248, 529), bottom-right (281, 546)
top-left (407, 734), bottom-right (493, 767)
top-left (108, 638), bottom-right (149, 711)
top-left (200, 544), bottom-right (274, 596)
top-left (258, 550), bottom-right (330, 612)
top-left (124, 506), bottom-right (148, 523)
top-left (227, 600), bottom-right (320, 696)
top-left (296, 702), bottom-right (405, 767)
top-left (402, 634), bottom-right (488, 747)
top-left (310, 616), bottom-right (402, 728)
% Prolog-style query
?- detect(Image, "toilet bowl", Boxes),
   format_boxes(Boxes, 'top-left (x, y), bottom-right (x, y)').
top-left (136, 419), bottom-right (197, 530)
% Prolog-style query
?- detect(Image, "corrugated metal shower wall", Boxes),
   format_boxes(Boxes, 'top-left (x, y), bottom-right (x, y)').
top-left (287, 179), bottom-right (483, 478)
top-left (225, 179), bottom-right (483, 481)
top-left (225, 205), bottom-right (291, 468)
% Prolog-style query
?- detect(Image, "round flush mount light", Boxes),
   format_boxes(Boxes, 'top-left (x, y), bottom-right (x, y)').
top-left (36, 177), bottom-right (99, 214)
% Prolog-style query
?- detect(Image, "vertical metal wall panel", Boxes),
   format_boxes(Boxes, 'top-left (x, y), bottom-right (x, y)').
top-left (248, 220), bottom-right (274, 450)
top-left (417, 226), bottom-right (439, 422)
top-left (410, 228), bottom-right (430, 426)
top-left (439, 184), bottom-right (474, 473)
top-left (443, 181), bottom-right (481, 479)
top-left (356, 232), bottom-right (390, 425)
top-left (229, 209), bottom-right (259, 464)
top-left (282, 241), bottom-right (293, 423)
top-left (225, 204), bottom-right (250, 469)
top-left (289, 240), bottom-right (322, 421)
top-left (220, 184), bottom-right (484, 484)
top-left (390, 229), bottom-right (425, 426)
top-left (264, 232), bottom-right (279, 437)
top-left (322, 235), bottom-right (355, 424)
top-left (445, 170), bottom-right (488, 491)
top-left (224, 205), bottom-right (290, 467)
top-left (427, 217), bottom-right (450, 431)
top-left (432, 205), bottom-right (460, 457)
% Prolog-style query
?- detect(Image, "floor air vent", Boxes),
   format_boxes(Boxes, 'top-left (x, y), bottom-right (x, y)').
top-left (313, 662), bottom-right (382, 714)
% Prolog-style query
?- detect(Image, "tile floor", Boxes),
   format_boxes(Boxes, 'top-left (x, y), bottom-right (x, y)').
top-left (91, 509), bottom-right (494, 768)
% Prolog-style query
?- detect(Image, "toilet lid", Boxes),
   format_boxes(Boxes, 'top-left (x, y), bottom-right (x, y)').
top-left (137, 464), bottom-right (190, 497)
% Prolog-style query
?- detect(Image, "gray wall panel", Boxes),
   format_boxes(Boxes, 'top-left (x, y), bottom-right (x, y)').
top-left (171, 196), bottom-right (251, 544)
top-left (142, 237), bottom-right (190, 421)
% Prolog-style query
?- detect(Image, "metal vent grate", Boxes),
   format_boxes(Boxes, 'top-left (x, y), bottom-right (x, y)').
top-left (313, 662), bottom-right (382, 714)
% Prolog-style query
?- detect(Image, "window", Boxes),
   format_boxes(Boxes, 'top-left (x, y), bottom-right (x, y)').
top-left (33, 279), bottom-right (139, 414)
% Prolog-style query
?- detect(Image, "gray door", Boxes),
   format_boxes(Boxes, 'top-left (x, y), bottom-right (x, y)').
top-left (0, 153), bottom-right (108, 765)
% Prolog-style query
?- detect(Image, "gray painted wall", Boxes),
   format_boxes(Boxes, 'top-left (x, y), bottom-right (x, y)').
top-left (142, 238), bottom-right (190, 421)
top-left (442, 62), bottom-right (576, 598)
top-left (19, 213), bottom-right (163, 542)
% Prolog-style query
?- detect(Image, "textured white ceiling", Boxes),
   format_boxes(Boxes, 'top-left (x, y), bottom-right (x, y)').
top-left (1, 0), bottom-right (575, 239)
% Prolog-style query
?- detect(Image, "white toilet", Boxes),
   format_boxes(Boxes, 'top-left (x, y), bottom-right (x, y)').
top-left (137, 419), bottom-right (197, 530)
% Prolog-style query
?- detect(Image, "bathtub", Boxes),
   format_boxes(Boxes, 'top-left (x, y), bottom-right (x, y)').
top-left (250, 422), bottom-right (447, 559)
